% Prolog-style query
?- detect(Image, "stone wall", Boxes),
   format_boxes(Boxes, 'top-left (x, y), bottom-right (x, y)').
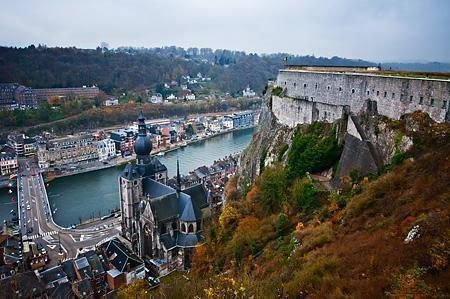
top-left (275, 70), bottom-right (450, 125)
top-left (272, 95), bottom-right (345, 127)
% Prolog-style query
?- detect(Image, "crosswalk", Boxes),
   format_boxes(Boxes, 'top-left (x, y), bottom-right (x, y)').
top-left (29, 231), bottom-right (58, 239)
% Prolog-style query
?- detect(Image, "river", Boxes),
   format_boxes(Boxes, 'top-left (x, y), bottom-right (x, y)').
top-left (0, 127), bottom-right (254, 227)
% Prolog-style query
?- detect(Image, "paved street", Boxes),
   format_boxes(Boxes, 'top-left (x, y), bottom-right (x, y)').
top-left (17, 167), bottom-right (121, 265)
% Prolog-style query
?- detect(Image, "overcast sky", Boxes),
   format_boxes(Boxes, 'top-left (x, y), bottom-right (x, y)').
top-left (1, 0), bottom-right (449, 62)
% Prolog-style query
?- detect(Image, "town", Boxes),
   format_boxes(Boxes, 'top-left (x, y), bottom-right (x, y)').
top-left (0, 110), bottom-right (255, 297)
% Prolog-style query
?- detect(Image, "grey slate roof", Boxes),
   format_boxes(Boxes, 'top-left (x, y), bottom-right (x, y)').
top-left (61, 259), bottom-right (77, 282)
top-left (40, 265), bottom-right (67, 285)
top-left (177, 232), bottom-right (204, 247)
top-left (47, 281), bottom-right (74, 299)
top-left (183, 184), bottom-right (209, 210)
top-left (143, 177), bottom-right (175, 198)
top-left (160, 234), bottom-right (176, 250)
top-left (179, 192), bottom-right (197, 221)
top-left (101, 239), bottom-right (143, 273)
top-left (160, 232), bottom-right (205, 250)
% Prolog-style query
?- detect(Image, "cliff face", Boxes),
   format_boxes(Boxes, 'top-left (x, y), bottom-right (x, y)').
top-left (239, 93), bottom-right (414, 190)
top-left (237, 101), bottom-right (300, 191)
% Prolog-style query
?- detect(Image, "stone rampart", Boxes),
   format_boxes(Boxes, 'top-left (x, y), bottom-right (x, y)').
top-left (273, 69), bottom-right (450, 126)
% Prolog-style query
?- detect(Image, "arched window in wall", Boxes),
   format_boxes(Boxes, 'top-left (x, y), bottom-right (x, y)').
top-left (181, 223), bottom-right (186, 233)
top-left (188, 224), bottom-right (194, 233)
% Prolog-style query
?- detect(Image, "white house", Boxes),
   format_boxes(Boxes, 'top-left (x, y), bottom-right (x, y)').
top-left (166, 94), bottom-right (176, 100)
top-left (149, 93), bottom-right (163, 104)
top-left (105, 98), bottom-right (119, 106)
top-left (223, 117), bottom-right (234, 129)
top-left (243, 86), bottom-right (256, 98)
top-left (186, 93), bottom-right (196, 101)
top-left (97, 139), bottom-right (117, 161)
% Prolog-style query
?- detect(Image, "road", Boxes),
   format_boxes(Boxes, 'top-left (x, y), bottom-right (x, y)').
top-left (17, 166), bottom-right (121, 265)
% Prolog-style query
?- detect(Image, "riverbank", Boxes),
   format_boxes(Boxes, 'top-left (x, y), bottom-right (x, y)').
top-left (42, 125), bottom-right (256, 182)
top-left (43, 127), bottom-right (255, 227)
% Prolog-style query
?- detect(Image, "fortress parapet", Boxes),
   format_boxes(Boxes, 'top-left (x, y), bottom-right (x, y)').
top-left (272, 65), bottom-right (450, 126)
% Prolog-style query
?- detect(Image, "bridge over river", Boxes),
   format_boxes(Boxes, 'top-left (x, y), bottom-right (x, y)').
top-left (17, 169), bottom-right (121, 264)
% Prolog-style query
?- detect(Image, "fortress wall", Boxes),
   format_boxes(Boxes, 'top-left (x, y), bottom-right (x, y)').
top-left (272, 95), bottom-right (345, 127)
top-left (276, 70), bottom-right (450, 124)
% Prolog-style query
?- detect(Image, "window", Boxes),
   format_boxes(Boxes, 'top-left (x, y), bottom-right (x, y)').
top-left (352, 89), bottom-right (355, 94)
top-left (442, 100), bottom-right (448, 109)
top-left (384, 91), bottom-right (387, 98)
top-left (377, 91), bottom-right (379, 96)
top-left (284, 81), bottom-right (287, 85)
top-left (315, 83), bottom-right (318, 89)
top-left (410, 95), bottom-right (413, 103)
top-left (430, 98), bottom-right (435, 107)
top-left (392, 93), bottom-right (395, 99)
top-left (181, 223), bottom-right (186, 233)
top-left (367, 91), bottom-right (370, 95)
top-left (400, 94), bottom-right (404, 101)
top-left (293, 82), bottom-right (296, 87)
top-left (327, 86), bottom-right (331, 90)
top-left (419, 96), bottom-right (424, 105)
top-left (303, 83), bottom-right (307, 88)
top-left (188, 224), bottom-right (194, 233)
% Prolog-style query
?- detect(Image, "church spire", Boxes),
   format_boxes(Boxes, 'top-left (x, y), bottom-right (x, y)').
top-left (176, 158), bottom-right (181, 193)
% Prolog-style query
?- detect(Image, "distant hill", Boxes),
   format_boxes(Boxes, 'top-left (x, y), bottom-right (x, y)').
top-left (1, 45), bottom-right (449, 95)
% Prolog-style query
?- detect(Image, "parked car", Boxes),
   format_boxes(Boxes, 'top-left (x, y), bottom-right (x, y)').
top-left (147, 276), bottom-right (160, 289)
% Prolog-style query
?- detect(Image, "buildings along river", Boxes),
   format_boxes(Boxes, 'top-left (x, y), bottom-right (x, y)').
top-left (0, 127), bottom-right (254, 227)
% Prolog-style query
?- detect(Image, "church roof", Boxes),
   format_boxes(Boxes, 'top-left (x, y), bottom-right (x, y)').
top-left (142, 178), bottom-right (208, 223)
top-left (143, 178), bottom-right (175, 198)
top-left (177, 232), bottom-right (204, 247)
top-left (183, 184), bottom-right (209, 210)
top-left (121, 158), bottom-right (168, 180)
top-left (179, 192), bottom-right (197, 222)
top-left (160, 232), bottom-right (205, 250)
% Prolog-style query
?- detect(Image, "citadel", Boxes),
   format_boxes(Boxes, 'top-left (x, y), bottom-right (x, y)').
top-left (272, 65), bottom-right (450, 126)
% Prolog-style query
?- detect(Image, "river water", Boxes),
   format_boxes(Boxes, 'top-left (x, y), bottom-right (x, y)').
top-left (0, 127), bottom-right (254, 227)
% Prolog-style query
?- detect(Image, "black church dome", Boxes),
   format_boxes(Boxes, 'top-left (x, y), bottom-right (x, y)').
top-left (134, 135), bottom-right (152, 156)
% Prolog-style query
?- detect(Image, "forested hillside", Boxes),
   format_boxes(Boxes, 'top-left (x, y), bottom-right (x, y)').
top-left (2, 46), bottom-right (449, 95)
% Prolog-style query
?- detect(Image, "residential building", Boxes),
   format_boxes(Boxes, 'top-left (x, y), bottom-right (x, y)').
top-left (0, 147), bottom-right (18, 177)
top-left (37, 134), bottom-right (99, 169)
top-left (100, 238), bottom-right (145, 286)
top-left (0, 271), bottom-right (46, 298)
top-left (149, 93), bottom-right (163, 104)
top-left (33, 86), bottom-right (100, 101)
top-left (186, 93), bottom-right (196, 101)
top-left (109, 129), bottom-right (135, 156)
top-left (224, 111), bottom-right (254, 129)
top-left (243, 85), bottom-right (256, 98)
top-left (0, 83), bottom-right (37, 109)
top-left (166, 94), bottom-right (176, 100)
top-left (104, 97), bottom-right (119, 106)
top-left (96, 139), bottom-right (116, 162)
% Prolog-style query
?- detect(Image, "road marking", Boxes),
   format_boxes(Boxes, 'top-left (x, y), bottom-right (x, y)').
top-left (29, 231), bottom-right (58, 239)
top-left (47, 245), bottom-right (56, 250)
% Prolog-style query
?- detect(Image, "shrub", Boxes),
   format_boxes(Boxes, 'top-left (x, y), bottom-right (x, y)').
top-left (256, 164), bottom-right (288, 213)
top-left (287, 122), bottom-right (342, 180)
top-left (291, 177), bottom-right (318, 217)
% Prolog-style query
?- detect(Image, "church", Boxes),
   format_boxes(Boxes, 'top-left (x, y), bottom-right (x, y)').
top-left (119, 112), bottom-right (209, 275)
